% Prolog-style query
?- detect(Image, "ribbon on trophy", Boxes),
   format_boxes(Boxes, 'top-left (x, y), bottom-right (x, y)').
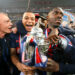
top-left (20, 33), bottom-right (48, 70)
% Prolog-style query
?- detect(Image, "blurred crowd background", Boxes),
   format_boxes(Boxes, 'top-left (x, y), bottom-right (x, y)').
top-left (0, 0), bottom-right (75, 23)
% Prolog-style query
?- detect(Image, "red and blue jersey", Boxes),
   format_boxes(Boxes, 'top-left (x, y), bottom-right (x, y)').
top-left (45, 27), bottom-right (75, 74)
top-left (45, 28), bottom-right (73, 59)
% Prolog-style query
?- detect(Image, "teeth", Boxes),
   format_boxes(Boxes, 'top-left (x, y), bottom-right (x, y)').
top-left (26, 24), bottom-right (33, 26)
top-left (57, 20), bottom-right (61, 22)
top-left (26, 24), bottom-right (32, 26)
top-left (8, 27), bottom-right (12, 29)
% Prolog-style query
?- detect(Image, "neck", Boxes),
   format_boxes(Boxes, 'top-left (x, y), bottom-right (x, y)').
top-left (0, 31), bottom-right (5, 38)
top-left (48, 25), bottom-right (59, 35)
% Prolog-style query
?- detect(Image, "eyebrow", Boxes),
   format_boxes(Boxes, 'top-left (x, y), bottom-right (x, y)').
top-left (24, 16), bottom-right (35, 18)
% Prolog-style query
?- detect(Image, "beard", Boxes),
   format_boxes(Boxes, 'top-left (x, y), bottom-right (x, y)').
top-left (49, 22), bottom-right (60, 28)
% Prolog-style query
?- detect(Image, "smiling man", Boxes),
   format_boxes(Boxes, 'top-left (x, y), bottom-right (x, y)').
top-left (22, 12), bottom-right (35, 32)
top-left (0, 12), bottom-right (12, 75)
top-left (0, 13), bottom-right (12, 38)
top-left (10, 12), bottom-right (36, 75)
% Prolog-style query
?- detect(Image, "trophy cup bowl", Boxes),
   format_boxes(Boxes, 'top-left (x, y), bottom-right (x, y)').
top-left (30, 27), bottom-right (49, 55)
top-left (21, 26), bottom-right (49, 68)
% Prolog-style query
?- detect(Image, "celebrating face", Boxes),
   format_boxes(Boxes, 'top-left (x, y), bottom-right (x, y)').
top-left (22, 12), bottom-right (35, 32)
top-left (0, 13), bottom-right (12, 34)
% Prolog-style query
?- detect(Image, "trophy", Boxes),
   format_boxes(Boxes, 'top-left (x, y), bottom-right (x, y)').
top-left (21, 20), bottom-right (50, 66)
top-left (30, 26), bottom-right (49, 55)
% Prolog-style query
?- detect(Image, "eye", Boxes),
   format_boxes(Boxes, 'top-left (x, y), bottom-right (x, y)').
top-left (6, 20), bottom-right (10, 23)
top-left (60, 13), bottom-right (64, 16)
top-left (24, 17), bottom-right (29, 20)
top-left (54, 11), bottom-right (58, 15)
top-left (31, 18), bottom-right (35, 21)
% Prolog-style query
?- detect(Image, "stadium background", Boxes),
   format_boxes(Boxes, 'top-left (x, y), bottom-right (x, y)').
top-left (0, 0), bottom-right (75, 23)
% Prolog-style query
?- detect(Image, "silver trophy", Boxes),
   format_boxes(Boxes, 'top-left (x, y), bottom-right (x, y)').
top-left (30, 25), bottom-right (49, 55)
top-left (21, 25), bottom-right (49, 75)
top-left (21, 20), bottom-right (49, 65)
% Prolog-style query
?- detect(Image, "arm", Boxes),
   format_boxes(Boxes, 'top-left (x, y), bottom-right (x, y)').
top-left (10, 33), bottom-right (35, 73)
top-left (10, 48), bottom-right (20, 69)
top-left (38, 57), bottom-right (75, 74)
top-left (10, 48), bottom-right (35, 72)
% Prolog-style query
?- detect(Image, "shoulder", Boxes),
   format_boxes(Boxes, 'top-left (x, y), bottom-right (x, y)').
top-left (16, 20), bottom-right (22, 25)
top-left (9, 32), bottom-right (21, 42)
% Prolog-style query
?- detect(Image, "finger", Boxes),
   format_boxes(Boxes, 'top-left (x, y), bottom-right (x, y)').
top-left (52, 39), bottom-right (59, 44)
top-left (48, 35), bottom-right (57, 43)
top-left (55, 35), bottom-right (59, 39)
top-left (31, 67), bottom-right (36, 70)
top-left (53, 36), bottom-right (59, 41)
top-left (47, 62), bottom-right (54, 66)
top-left (24, 67), bottom-right (32, 71)
top-left (47, 59), bottom-right (54, 65)
top-left (55, 41), bottom-right (59, 44)
top-left (52, 36), bottom-right (59, 44)
top-left (48, 58), bottom-right (52, 61)
top-left (37, 67), bottom-right (44, 70)
top-left (48, 34), bottom-right (55, 39)
top-left (48, 36), bottom-right (58, 44)
top-left (46, 67), bottom-right (54, 72)
top-left (22, 69), bottom-right (28, 72)
top-left (50, 38), bottom-right (56, 44)
top-left (49, 39), bottom-right (53, 44)
top-left (47, 38), bottom-right (52, 43)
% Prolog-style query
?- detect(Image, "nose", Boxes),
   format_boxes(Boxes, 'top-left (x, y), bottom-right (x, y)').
top-left (27, 19), bottom-right (33, 25)
top-left (28, 19), bottom-right (32, 22)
